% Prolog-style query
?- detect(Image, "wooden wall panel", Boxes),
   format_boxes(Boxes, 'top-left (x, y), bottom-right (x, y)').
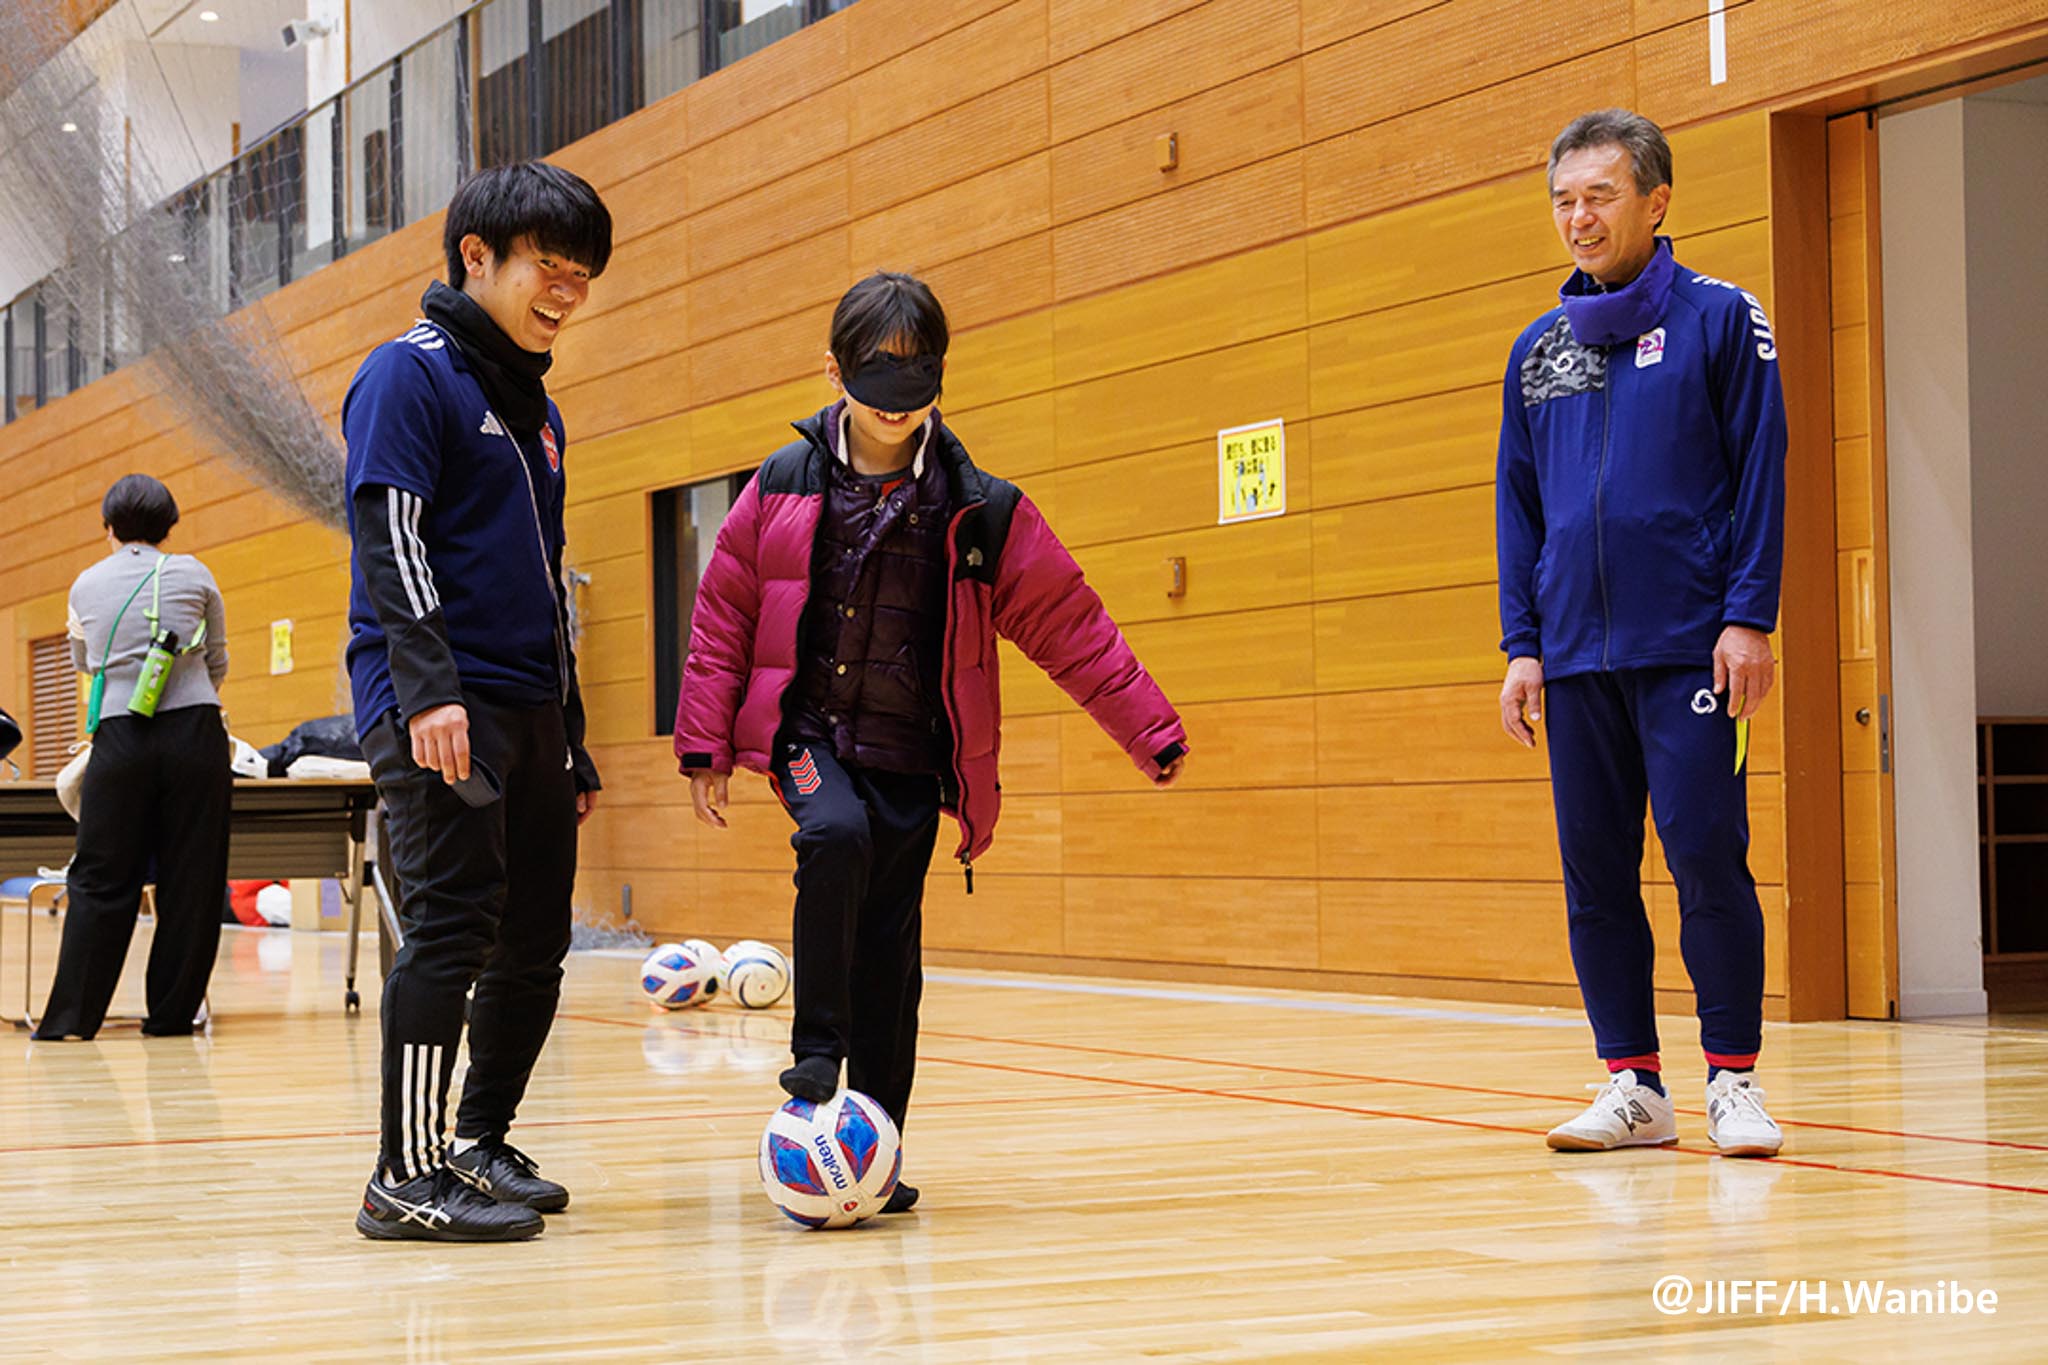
top-left (1635, 0), bottom-right (2048, 129)
top-left (846, 1), bottom-right (1047, 146)
top-left (1313, 585), bottom-right (1502, 692)
top-left (1309, 487), bottom-right (1496, 601)
top-left (1064, 877), bottom-right (1321, 967)
top-left (1055, 333), bottom-right (1309, 468)
top-left (682, 14), bottom-right (845, 147)
top-left (1065, 789), bottom-right (1318, 879)
top-left (1052, 240), bottom-right (1304, 387)
top-left (1050, 60), bottom-right (1302, 227)
top-left (1320, 880), bottom-right (1575, 983)
top-left (1074, 515), bottom-right (1313, 627)
top-left (686, 86), bottom-right (846, 216)
top-left (688, 229), bottom-right (850, 346)
top-left (1318, 781), bottom-right (1560, 881)
top-left (1048, 0), bottom-right (1299, 144)
top-left (685, 160), bottom-right (842, 287)
top-left (851, 75), bottom-right (1050, 219)
top-left (1054, 151), bottom-right (1306, 301)
top-left (1316, 685), bottom-right (1546, 786)
top-left (1305, 47), bottom-right (1636, 229)
top-left (1309, 388), bottom-right (1498, 509)
top-left (1303, 0), bottom-right (1633, 143)
top-left (1301, 0), bottom-right (1440, 52)
top-left (916, 234), bottom-right (1058, 332)
top-left (1059, 698), bottom-right (1316, 793)
top-left (1048, 0), bottom-right (1208, 65)
top-left (848, 154), bottom-right (1051, 278)
top-left (13, 0), bottom-right (2024, 1013)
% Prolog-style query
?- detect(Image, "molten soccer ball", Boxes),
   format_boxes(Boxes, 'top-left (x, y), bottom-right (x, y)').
top-left (681, 937), bottom-right (727, 994)
top-left (757, 1089), bottom-right (901, 1229)
top-left (639, 942), bottom-right (719, 1009)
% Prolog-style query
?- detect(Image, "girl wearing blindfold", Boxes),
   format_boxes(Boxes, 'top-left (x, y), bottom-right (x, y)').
top-left (674, 272), bottom-right (1190, 1214)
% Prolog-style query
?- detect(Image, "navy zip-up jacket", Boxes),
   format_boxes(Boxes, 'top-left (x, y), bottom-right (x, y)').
top-left (1496, 237), bottom-right (1787, 680)
top-left (343, 318), bottom-right (599, 791)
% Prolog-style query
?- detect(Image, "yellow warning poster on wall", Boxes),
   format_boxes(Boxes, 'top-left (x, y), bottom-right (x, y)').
top-left (1217, 419), bottom-right (1286, 525)
top-left (270, 619), bottom-right (294, 676)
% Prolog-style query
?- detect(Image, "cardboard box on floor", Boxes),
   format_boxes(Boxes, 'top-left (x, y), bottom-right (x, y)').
top-left (288, 879), bottom-right (345, 932)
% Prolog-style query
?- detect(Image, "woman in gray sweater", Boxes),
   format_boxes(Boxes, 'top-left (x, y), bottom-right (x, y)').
top-left (34, 474), bottom-right (231, 1040)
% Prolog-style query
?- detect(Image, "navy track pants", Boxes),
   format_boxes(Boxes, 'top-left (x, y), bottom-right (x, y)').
top-left (1543, 666), bottom-right (1765, 1066)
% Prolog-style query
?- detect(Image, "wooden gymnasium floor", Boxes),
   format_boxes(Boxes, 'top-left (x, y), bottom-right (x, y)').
top-left (4, 909), bottom-right (2046, 1361)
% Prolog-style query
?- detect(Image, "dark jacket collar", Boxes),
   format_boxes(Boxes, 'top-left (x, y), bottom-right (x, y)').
top-left (1558, 235), bottom-right (1677, 347)
top-left (791, 403), bottom-right (990, 510)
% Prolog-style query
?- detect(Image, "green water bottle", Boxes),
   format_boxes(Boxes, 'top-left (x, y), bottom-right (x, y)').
top-left (128, 628), bottom-right (179, 717)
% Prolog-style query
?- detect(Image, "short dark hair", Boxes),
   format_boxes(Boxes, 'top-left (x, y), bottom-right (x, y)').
top-left (830, 272), bottom-right (949, 375)
top-left (443, 162), bottom-right (614, 287)
top-left (102, 473), bottom-right (179, 544)
top-left (1548, 108), bottom-right (1673, 197)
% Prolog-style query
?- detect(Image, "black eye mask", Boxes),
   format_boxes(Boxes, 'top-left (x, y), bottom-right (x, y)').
top-left (842, 351), bottom-right (943, 413)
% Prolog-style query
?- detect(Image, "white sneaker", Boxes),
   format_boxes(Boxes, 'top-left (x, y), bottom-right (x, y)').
top-left (1546, 1070), bottom-right (1678, 1151)
top-left (1705, 1072), bottom-right (1783, 1157)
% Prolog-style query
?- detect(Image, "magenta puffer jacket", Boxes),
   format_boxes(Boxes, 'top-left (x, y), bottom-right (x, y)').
top-left (674, 407), bottom-right (1188, 867)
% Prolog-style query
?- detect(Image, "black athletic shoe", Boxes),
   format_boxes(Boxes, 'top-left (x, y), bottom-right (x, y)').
top-left (356, 1167), bottom-right (545, 1243)
top-left (779, 1056), bottom-right (840, 1104)
top-left (447, 1140), bottom-right (570, 1212)
top-left (881, 1182), bottom-right (919, 1214)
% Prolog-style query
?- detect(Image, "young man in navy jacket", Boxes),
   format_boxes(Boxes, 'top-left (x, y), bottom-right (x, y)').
top-left (345, 163), bottom-right (610, 1240)
top-left (1495, 109), bottom-right (1788, 1158)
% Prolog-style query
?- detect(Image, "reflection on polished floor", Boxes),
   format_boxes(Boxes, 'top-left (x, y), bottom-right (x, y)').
top-left (4, 908), bottom-right (2046, 1361)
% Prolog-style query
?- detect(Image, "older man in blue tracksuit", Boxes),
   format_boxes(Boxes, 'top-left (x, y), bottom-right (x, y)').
top-left (1496, 110), bottom-right (1787, 1158)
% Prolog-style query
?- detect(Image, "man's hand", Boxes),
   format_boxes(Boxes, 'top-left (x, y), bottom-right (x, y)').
top-left (690, 770), bottom-right (730, 829)
top-left (408, 703), bottom-right (470, 785)
top-left (576, 790), bottom-right (598, 826)
top-left (1714, 625), bottom-right (1776, 720)
top-left (1500, 657), bottom-right (1545, 748)
top-left (1156, 755), bottom-right (1186, 788)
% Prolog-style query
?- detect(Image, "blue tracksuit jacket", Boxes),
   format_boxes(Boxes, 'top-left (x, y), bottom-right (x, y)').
top-left (1495, 237), bottom-right (1787, 680)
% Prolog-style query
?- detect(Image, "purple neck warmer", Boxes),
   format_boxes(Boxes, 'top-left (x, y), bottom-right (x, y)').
top-left (1559, 236), bottom-right (1676, 346)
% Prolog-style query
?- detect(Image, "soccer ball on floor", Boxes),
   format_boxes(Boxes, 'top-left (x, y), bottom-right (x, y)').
top-left (639, 942), bottom-right (720, 1009)
top-left (724, 939), bottom-right (791, 1009)
top-left (681, 937), bottom-right (727, 993)
top-left (758, 1089), bottom-right (901, 1229)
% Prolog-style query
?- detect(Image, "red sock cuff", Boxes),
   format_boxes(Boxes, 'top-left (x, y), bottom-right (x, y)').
top-left (1606, 1054), bottom-right (1661, 1074)
top-left (1704, 1051), bottom-right (1758, 1070)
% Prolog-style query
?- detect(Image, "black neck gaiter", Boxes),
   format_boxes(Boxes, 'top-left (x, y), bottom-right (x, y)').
top-left (421, 280), bottom-right (553, 438)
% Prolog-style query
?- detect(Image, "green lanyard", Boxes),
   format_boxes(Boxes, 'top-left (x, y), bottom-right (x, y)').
top-left (85, 553), bottom-right (206, 734)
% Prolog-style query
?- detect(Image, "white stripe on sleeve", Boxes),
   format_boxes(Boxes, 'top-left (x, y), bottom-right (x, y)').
top-left (388, 488), bottom-right (429, 620)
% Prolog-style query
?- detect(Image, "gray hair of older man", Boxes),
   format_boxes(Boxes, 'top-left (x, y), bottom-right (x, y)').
top-left (1547, 109), bottom-right (1674, 197)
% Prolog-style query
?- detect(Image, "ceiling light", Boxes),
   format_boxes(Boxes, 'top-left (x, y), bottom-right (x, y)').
top-left (168, 253), bottom-right (186, 263)
top-left (59, 121), bottom-right (77, 132)
top-left (199, 9), bottom-right (219, 20)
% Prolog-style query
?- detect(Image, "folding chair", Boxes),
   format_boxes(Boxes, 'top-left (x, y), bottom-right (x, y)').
top-left (2, 876), bottom-right (200, 1033)
top-left (1, 873), bottom-right (67, 1029)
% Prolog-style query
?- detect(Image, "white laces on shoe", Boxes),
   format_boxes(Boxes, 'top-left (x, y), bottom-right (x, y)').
top-left (1714, 1079), bottom-right (1773, 1121)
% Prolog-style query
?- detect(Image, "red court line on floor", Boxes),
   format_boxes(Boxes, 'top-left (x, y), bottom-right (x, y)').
top-left (0, 1021), bottom-right (1362, 1157)
top-left (922, 1026), bottom-right (2048, 1155)
top-left (917, 1052), bottom-right (2048, 1199)
top-left (583, 1011), bottom-right (2048, 1200)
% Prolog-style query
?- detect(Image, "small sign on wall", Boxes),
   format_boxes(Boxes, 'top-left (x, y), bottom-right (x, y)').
top-left (269, 619), bottom-right (294, 676)
top-left (1217, 418), bottom-right (1286, 525)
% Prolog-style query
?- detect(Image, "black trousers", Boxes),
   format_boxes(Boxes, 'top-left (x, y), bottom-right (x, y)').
top-left (360, 695), bottom-right (577, 1181)
top-left (774, 737), bottom-right (942, 1131)
top-left (36, 705), bottom-right (231, 1040)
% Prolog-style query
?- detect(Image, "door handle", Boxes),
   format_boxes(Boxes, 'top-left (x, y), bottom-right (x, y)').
top-left (1878, 693), bottom-right (1891, 774)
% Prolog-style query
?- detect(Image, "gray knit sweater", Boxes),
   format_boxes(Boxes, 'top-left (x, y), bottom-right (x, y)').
top-left (67, 544), bottom-right (229, 715)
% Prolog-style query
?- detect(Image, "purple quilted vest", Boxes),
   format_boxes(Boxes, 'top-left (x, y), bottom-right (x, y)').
top-left (783, 451), bottom-right (953, 773)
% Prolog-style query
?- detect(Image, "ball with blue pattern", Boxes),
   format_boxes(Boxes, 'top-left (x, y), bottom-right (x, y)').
top-left (639, 942), bottom-right (720, 1010)
top-left (757, 1088), bottom-right (901, 1229)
